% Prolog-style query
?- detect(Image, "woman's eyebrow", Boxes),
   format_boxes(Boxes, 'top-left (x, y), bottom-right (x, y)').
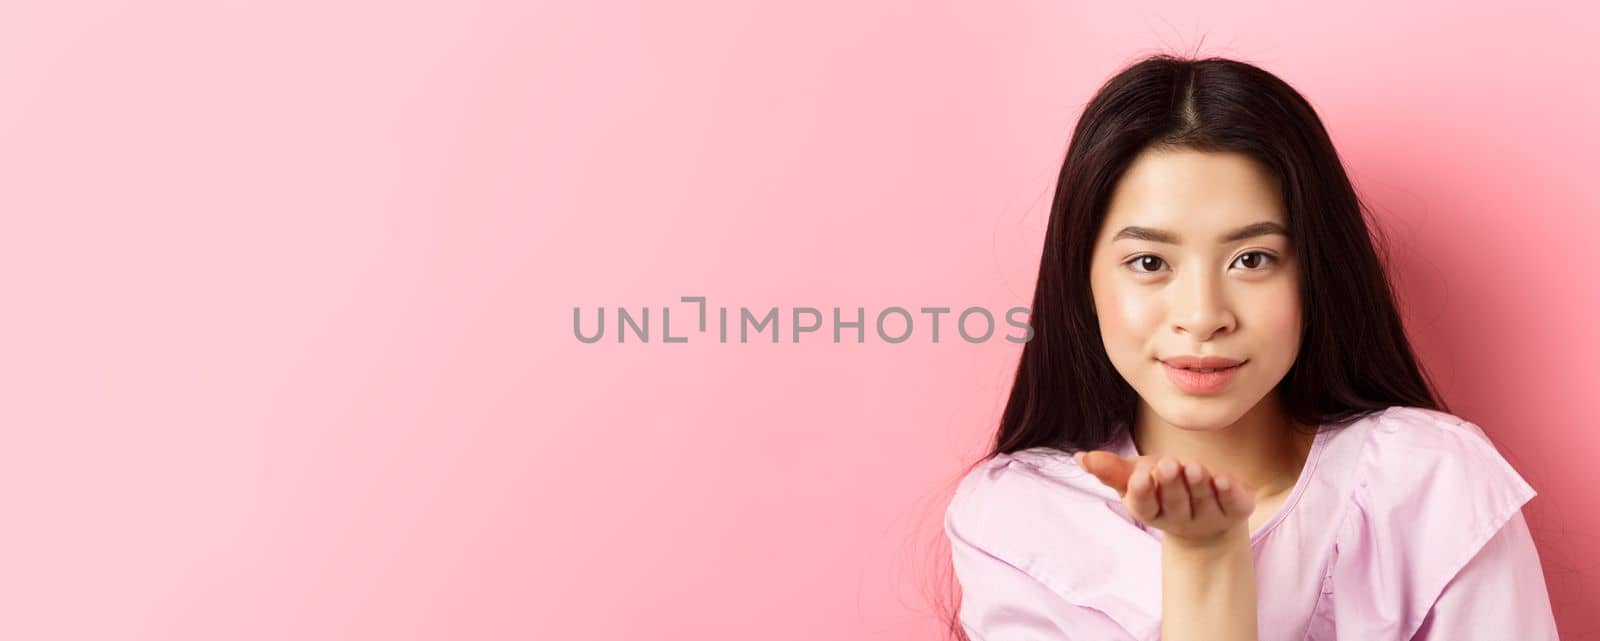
top-left (1112, 221), bottom-right (1289, 244)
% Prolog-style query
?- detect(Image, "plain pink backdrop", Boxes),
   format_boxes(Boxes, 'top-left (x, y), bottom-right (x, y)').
top-left (2, 1), bottom-right (1596, 639)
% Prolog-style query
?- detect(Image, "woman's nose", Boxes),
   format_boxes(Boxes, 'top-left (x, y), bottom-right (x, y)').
top-left (1171, 268), bottom-right (1235, 340)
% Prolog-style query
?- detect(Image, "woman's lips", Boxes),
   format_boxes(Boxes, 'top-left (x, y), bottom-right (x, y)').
top-left (1162, 360), bottom-right (1244, 395)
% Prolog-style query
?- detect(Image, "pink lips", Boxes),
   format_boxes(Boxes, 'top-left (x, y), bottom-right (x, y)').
top-left (1161, 358), bottom-right (1245, 395)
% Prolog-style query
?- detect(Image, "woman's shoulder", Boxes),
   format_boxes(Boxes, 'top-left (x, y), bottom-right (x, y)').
top-left (1321, 406), bottom-right (1540, 639)
top-left (947, 446), bottom-right (1120, 525)
top-left (1349, 405), bottom-right (1535, 503)
top-left (944, 445), bottom-right (1162, 635)
top-left (1362, 405), bottom-right (1511, 451)
top-left (945, 445), bottom-right (1136, 555)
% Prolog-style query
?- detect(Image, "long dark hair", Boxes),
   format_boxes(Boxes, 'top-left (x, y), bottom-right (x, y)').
top-left (933, 52), bottom-right (1449, 640)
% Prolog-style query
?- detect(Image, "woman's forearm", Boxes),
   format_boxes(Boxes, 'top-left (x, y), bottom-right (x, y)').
top-left (1161, 526), bottom-right (1259, 641)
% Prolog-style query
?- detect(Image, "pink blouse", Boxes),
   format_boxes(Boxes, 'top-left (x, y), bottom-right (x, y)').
top-left (945, 406), bottom-right (1559, 640)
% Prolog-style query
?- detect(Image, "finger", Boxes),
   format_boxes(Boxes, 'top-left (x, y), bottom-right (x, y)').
top-left (1080, 450), bottom-right (1133, 494)
top-left (1214, 472), bottom-right (1257, 517)
top-left (1155, 457), bottom-right (1191, 521)
top-left (1184, 462), bottom-right (1220, 521)
top-left (1125, 460), bottom-right (1160, 522)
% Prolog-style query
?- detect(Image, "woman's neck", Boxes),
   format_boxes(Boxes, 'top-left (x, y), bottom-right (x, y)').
top-left (1130, 396), bottom-right (1315, 498)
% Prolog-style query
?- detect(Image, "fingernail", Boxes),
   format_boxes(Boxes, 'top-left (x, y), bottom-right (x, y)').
top-left (1184, 463), bottom-right (1203, 483)
top-left (1157, 458), bottom-right (1179, 479)
top-left (1216, 476), bottom-right (1231, 492)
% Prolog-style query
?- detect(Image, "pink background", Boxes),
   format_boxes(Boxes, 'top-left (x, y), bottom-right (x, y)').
top-left (3, 1), bottom-right (1596, 639)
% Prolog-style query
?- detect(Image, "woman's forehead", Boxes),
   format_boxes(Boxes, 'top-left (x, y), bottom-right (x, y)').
top-left (1103, 148), bottom-right (1286, 234)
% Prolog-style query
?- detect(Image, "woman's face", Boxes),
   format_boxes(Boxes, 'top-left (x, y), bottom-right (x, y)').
top-left (1088, 147), bottom-right (1302, 430)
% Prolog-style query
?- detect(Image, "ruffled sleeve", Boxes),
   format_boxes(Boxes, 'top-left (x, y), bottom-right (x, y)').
top-left (944, 453), bottom-right (1144, 641)
top-left (1323, 407), bottom-right (1546, 640)
top-left (1410, 509), bottom-right (1560, 639)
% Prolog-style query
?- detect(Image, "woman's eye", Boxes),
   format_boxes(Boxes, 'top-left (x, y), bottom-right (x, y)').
top-left (1233, 251), bottom-right (1276, 270)
top-left (1123, 252), bottom-right (1276, 274)
top-left (1125, 255), bottom-right (1166, 273)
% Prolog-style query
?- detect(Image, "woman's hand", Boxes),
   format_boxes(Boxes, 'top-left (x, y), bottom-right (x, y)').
top-left (1073, 450), bottom-right (1256, 547)
top-left (1077, 449), bottom-right (1264, 641)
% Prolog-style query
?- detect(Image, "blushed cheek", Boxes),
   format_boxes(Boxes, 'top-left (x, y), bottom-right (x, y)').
top-left (1094, 283), bottom-right (1158, 347)
top-left (1257, 282), bottom-right (1303, 354)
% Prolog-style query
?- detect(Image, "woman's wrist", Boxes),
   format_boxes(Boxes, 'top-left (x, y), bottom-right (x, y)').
top-left (1162, 523), bottom-right (1250, 560)
top-left (1160, 523), bottom-right (1259, 641)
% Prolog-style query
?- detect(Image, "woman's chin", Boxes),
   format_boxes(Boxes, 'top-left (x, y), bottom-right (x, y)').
top-left (1148, 395), bottom-right (1251, 431)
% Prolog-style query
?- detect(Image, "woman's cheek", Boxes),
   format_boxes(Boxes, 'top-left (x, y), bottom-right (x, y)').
top-left (1249, 277), bottom-right (1303, 365)
top-left (1108, 285), bottom-right (1159, 332)
top-left (1096, 286), bottom-right (1158, 359)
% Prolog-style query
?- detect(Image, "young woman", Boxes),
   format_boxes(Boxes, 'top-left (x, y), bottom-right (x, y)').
top-left (942, 54), bottom-right (1560, 640)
